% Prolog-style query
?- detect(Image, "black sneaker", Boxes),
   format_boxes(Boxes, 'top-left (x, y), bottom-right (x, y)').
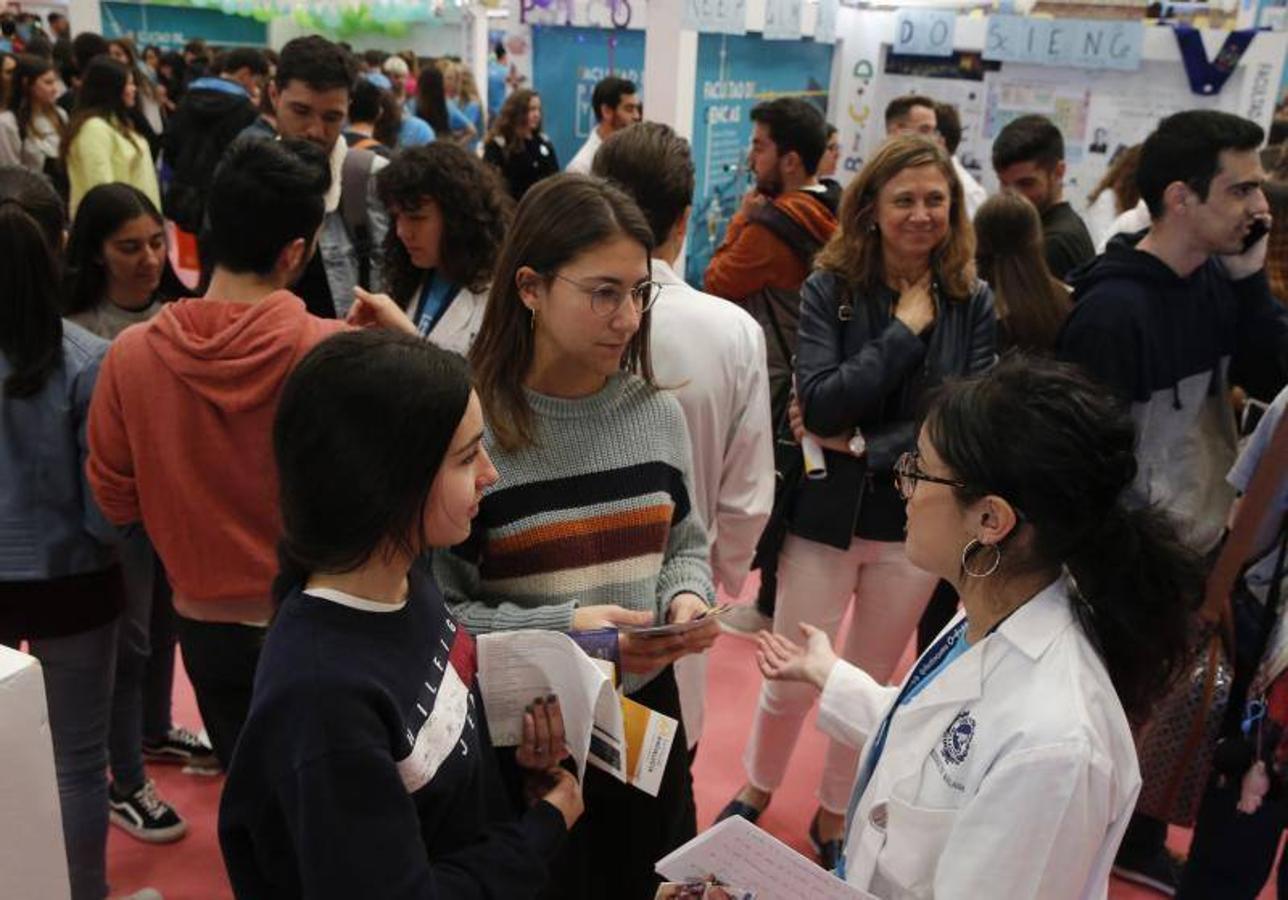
top-left (1112, 847), bottom-right (1184, 897)
top-left (109, 780), bottom-right (187, 844)
top-left (142, 727), bottom-right (220, 776)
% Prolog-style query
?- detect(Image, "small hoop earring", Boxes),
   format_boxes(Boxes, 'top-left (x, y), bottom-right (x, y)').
top-left (961, 539), bottom-right (1001, 578)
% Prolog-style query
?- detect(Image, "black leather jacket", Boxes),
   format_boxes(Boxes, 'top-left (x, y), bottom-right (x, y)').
top-left (789, 269), bottom-right (996, 547)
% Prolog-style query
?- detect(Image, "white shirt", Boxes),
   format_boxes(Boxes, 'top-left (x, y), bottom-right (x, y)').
top-left (650, 257), bottom-right (775, 747)
top-left (822, 575), bottom-right (1139, 899)
top-left (566, 128), bottom-right (603, 175)
top-left (1096, 199), bottom-right (1151, 253)
top-left (953, 156), bottom-right (988, 222)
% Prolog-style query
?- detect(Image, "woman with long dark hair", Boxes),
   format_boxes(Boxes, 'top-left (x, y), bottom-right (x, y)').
top-left (219, 330), bottom-right (581, 896)
top-left (0, 53), bottom-right (66, 187)
top-left (974, 192), bottom-right (1072, 353)
top-left (483, 88), bottom-right (558, 201)
top-left (63, 56), bottom-right (159, 217)
top-left (108, 37), bottom-right (163, 157)
top-left (436, 174), bottom-right (717, 899)
top-left (755, 354), bottom-right (1202, 896)
top-left (64, 182), bottom-right (211, 844)
top-left (0, 166), bottom-right (126, 899)
top-left (415, 62), bottom-right (474, 144)
top-left (720, 135), bottom-right (995, 863)
top-left (375, 141), bottom-right (512, 354)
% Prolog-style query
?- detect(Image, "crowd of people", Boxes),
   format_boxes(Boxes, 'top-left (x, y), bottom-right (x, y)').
top-left (2, 18), bottom-right (1288, 900)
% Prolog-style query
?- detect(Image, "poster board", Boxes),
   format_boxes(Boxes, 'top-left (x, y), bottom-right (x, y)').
top-left (100, 1), bottom-right (268, 50)
top-left (686, 32), bottom-right (834, 283)
top-left (530, 25), bottom-right (646, 169)
top-left (829, 10), bottom-right (1286, 215)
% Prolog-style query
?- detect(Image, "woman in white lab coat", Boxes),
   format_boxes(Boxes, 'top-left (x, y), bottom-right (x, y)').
top-left (758, 355), bottom-right (1204, 899)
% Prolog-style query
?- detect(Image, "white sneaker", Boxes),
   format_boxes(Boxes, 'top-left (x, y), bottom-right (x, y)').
top-left (113, 889), bottom-right (163, 900)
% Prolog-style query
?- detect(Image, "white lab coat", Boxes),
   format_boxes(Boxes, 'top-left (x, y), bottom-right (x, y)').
top-left (405, 280), bottom-right (488, 358)
top-left (819, 575), bottom-right (1139, 900)
top-left (650, 257), bottom-right (776, 748)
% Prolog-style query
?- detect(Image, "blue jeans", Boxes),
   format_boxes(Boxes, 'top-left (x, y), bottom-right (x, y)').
top-left (11, 619), bottom-right (119, 900)
top-left (108, 533), bottom-right (155, 791)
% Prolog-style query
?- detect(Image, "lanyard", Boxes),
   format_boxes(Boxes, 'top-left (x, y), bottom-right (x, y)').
top-left (415, 273), bottom-right (460, 338)
top-left (836, 618), bottom-right (968, 881)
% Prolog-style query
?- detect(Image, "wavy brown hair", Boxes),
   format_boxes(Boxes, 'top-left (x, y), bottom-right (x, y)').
top-left (817, 134), bottom-right (975, 301)
top-left (469, 173), bottom-right (655, 452)
top-left (485, 88), bottom-right (537, 160)
top-left (1087, 143), bottom-right (1142, 214)
top-left (377, 142), bottom-right (513, 299)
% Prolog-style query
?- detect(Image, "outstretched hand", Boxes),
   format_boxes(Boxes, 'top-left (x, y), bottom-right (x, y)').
top-left (348, 287), bottom-right (418, 335)
top-left (755, 623), bottom-right (838, 690)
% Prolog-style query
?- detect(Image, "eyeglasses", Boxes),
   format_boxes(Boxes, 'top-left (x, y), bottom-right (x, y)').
top-left (550, 272), bottom-right (663, 318)
top-left (894, 451), bottom-right (967, 501)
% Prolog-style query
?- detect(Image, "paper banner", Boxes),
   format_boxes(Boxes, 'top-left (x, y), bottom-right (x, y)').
top-left (894, 8), bottom-right (957, 58)
top-left (683, 0), bottom-right (748, 35)
top-left (984, 15), bottom-right (1143, 71)
top-left (763, 0), bottom-right (803, 40)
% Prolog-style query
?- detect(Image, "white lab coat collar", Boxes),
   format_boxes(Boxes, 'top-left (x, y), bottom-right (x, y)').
top-left (988, 573), bottom-right (1077, 662)
top-left (651, 257), bottom-right (685, 286)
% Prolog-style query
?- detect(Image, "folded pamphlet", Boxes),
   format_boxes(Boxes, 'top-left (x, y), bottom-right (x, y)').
top-left (476, 629), bottom-right (678, 795)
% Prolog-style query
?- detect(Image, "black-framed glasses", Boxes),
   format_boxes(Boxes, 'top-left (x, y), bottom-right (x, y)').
top-left (550, 272), bottom-right (663, 318)
top-left (894, 451), bottom-right (967, 500)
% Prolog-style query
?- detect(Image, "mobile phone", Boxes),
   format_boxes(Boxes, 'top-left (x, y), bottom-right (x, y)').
top-left (1242, 218), bottom-right (1270, 252)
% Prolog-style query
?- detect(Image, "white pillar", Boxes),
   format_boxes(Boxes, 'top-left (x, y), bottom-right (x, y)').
top-left (642, 0), bottom-right (698, 139)
top-left (466, 4), bottom-right (491, 121)
top-left (67, 0), bottom-right (101, 35)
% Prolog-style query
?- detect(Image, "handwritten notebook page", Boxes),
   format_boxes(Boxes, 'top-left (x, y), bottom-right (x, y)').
top-left (655, 816), bottom-right (874, 900)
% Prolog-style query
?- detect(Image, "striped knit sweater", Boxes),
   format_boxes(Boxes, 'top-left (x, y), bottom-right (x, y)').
top-left (433, 373), bottom-right (714, 693)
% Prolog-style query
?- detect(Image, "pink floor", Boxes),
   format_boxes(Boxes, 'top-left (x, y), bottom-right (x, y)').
top-left (107, 577), bottom-right (1273, 898)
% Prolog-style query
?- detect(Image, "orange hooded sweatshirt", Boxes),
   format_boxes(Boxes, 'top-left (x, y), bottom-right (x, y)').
top-left (87, 292), bottom-right (346, 624)
top-left (703, 189), bottom-right (838, 304)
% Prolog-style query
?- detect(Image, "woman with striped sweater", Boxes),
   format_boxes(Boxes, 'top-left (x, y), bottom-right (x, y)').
top-left (435, 173), bottom-right (719, 900)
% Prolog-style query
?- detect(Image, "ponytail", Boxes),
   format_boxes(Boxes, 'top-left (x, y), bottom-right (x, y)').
top-left (0, 169), bottom-right (66, 398)
top-left (1066, 504), bottom-right (1205, 722)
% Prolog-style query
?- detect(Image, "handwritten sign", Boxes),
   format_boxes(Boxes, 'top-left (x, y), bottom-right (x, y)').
top-left (683, 0), bottom-right (747, 35)
top-left (984, 15), bottom-right (1143, 71)
top-left (763, 0), bottom-right (803, 40)
top-left (815, 0), bottom-right (838, 44)
top-left (894, 9), bottom-right (956, 58)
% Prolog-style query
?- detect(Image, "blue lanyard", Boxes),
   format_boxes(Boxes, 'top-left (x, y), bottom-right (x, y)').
top-left (415, 273), bottom-right (460, 338)
top-left (835, 618), bottom-right (969, 880)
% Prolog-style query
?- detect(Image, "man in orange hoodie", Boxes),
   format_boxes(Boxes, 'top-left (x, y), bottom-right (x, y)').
top-left (704, 98), bottom-right (839, 306)
top-left (704, 98), bottom-right (838, 636)
top-left (87, 136), bottom-right (413, 767)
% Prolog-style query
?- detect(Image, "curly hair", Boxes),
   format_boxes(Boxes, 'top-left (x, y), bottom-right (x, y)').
top-left (377, 142), bottom-right (514, 300)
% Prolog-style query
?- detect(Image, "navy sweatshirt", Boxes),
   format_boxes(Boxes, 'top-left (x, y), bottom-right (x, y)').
top-left (1058, 231), bottom-right (1288, 553)
top-left (218, 567), bottom-right (566, 899)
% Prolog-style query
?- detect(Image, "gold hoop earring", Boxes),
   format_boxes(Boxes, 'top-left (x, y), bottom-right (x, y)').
top-left (961, 539), bottom-right (1001, 578)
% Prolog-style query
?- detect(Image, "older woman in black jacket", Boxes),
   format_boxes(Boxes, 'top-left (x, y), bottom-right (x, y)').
top-left (719, 136), bottom-right (995, 864)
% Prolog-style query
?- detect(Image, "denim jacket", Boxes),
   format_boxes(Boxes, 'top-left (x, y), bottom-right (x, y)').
top-left (0, 321), bottom-right (118, 581)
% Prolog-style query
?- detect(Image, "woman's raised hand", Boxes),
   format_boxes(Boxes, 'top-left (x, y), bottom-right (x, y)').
top-left (755, 623), bottom-right (839, 691)
top-left (893, 273), bottom-right (936, 335)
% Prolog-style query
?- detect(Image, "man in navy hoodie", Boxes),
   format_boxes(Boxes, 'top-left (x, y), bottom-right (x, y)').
top-left (1059, 109), bottom-right (1288, 896)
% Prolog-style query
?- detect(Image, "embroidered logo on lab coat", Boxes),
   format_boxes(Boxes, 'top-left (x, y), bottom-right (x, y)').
top-left (940, 710), bottom-right (976, 765)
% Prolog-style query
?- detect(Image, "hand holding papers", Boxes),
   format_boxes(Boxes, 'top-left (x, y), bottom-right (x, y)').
top-left (656, 816), bottom-right (874, 900)
top-left (477, 629), bottom-right (680, 796)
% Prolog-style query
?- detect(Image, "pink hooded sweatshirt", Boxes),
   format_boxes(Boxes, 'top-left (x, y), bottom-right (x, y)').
top-left (87, 292), bottom-right (346, 623)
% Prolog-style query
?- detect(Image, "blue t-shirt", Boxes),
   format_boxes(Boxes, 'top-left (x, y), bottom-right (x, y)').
top-left (447, 100), bottom-right (474, 136)
top-left (398, 115), bottom-right (435, 148)
top-left (1229, 384), bottom-right (1288, 595)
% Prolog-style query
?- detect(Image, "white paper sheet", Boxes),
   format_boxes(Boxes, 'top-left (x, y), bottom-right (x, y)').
top-left (476, 630), bottom-right (626, 781)
top-left (656, 816), bottom-right (874, 900)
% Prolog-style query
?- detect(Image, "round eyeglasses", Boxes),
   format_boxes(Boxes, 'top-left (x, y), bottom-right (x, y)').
top-left (550, 272), bottom-right (663, 318)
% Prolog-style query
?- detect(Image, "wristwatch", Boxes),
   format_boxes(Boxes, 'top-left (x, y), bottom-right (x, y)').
top-left (848, 428), bottom-right (867, 457)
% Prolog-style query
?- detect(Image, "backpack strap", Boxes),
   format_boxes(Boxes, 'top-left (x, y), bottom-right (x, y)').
top-left (746, 195), bottom-right (827, 268)
top-left (341, 147), bottom-right (377, 290)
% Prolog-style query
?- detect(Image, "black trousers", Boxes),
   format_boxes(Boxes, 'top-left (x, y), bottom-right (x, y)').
top-left (174, 616), bottom-right (265, 768)
top-left (531, 666), bottom-right (697, 900)
top-left (1178, 777), bottom-right (1288, 899)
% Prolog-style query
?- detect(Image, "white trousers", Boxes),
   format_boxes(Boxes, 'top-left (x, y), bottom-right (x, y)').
top-left (743, 533), bottom-right (938, 813)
